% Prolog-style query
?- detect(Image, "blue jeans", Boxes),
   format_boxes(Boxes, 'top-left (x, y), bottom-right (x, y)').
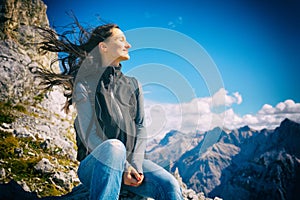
top-left (78, 139), bottom-right (183, 200)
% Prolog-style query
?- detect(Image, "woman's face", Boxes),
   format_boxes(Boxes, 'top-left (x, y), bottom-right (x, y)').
top-left (100, 27), bottom-right (131, 65)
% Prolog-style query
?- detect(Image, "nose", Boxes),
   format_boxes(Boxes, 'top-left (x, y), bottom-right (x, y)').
top-left (125, 41), bottom-right (131, 49)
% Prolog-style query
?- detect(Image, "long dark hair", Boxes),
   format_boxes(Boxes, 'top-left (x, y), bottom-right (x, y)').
top-left (33, 22), bottom-right (119, 113)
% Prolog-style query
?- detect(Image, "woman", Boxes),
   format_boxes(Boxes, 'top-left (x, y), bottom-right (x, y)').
top-left (35, 22), bottom-right (183, 200)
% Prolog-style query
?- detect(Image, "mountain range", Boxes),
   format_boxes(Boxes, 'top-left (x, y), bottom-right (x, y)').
top-left (147, 118), bottom-right (300, 200)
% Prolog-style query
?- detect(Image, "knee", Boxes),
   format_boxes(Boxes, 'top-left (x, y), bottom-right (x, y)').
top-left (162, 176), bottom-right (182, 198)
top-left (93, 139), bottom-right (125, 156)
top-left (91, 139), bottom-right (126, 170)
top-left (166, 176), bottom-right (181, 192)
top-left (102, 139), bottom-right (126, 154)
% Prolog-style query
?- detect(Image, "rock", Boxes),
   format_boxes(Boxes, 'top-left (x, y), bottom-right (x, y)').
top-left (0, 122), bottom-right (11, 129)
top-left (27, 151), bottom-right (35, 156)
top-left (0, 168), bottom-right (6, 179)
top-left (0, 1), bottom-right (78, 193)
top-left (0, 0), bottom-right (48, 41)
top-left (41, 184), bottom-right (89, 200)
top-left (213, 197), bottom-right (223, 200)
top-left (172, 167), bottom-right (219, 200)
top-left (36, 125), bottom-right (51, 134)
top-left (14, 147), bottom-right (23, 157)
top-left (17, 180), bottom-right (31, 192)
top-left (34, 158), bottom-right (55, 174)
top-left (52, 172), bottom-right (68, 189)
top-left (51, 170), bottom-right (79, 192)
top-left (40, 139), bottom-right (51, 149)
top-left (13, 127), bottom-right (36, 139)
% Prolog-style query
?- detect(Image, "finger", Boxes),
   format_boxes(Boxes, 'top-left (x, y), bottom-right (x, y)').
top-left (131, 174), bottom-right (140, 182)
top-left (139, 174), bottom-right (144, 181)
top-left (130, 177), bottom-right (138, 184)
top-left (130, 180), bottom-right (140, 187)
top-left (126, 173), bottom-right (138, 184)
top-left (124, 176), bottom-right (137, 186)
top-left (130, 168), bottom-right (140, 180)
top-left (136, 174), bottom-right (144, 184)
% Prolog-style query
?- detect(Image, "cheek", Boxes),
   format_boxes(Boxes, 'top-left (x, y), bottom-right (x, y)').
top-left (117, 47), bottom-right (125, 54)
top-left (108, 46), bottom-right (121, 56)
top-left (112, 44), bottom-right (123, 52)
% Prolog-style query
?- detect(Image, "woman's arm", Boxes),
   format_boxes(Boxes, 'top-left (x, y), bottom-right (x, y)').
top-left (74, 81), bottom-right (103, 151)
top-left (130, 80), bottom-right (147, 174)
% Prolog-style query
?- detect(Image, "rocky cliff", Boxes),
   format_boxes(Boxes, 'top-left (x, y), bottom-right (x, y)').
top-left (0, 0), bottom-right (79, 197)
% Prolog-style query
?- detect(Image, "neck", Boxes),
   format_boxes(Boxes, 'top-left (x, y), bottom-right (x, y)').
top-left (101, 57), bottom-right (120, 68)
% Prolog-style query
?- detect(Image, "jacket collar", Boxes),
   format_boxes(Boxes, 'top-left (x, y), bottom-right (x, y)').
top-left (101, 64), bottom-right (122, 84)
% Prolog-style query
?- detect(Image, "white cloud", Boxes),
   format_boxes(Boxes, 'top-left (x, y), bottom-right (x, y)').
top-left (258, 104), bottom-right (275, 115)
top-left (144, 88), bottom-right (244, 140)
top-left (259, 100), bottom-right (300, 115)
top-left (275, 99), bottom-right (300, 113)
top-left (248, 99), bottom-right (300, 130)
top-left (222, 99), bottom-right (300, 130)
top-left (144, 88), bottom-right (300, 140)
top-left (233, 92), bottom-right (243, 104)
top-left (211, 88), bottom-right (242, 107)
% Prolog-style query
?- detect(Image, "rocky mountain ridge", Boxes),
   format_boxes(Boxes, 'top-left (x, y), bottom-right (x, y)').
top-left (146, 130), bottom-right (204, 170)
top-left (149, 118), bottom-right (300, 200)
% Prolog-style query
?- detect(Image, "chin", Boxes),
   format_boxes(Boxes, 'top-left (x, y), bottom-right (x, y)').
top-left (121, 55), bottom-right (130, 61)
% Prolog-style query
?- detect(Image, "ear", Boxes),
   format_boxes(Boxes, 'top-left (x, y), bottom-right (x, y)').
top-left (98, 42), bottom-right (107, 53)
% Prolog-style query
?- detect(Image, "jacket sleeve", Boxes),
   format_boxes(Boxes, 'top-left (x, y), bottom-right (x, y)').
top-left (74, 81), bottom-right (103, 152)
top-left (130, 80), bottom-right (147, 174)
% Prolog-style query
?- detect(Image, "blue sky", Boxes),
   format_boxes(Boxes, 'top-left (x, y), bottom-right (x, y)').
top-left (43, 0), bottom-right (300, 132)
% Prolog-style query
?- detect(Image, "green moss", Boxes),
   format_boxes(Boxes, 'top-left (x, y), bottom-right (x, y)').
top-left (0, 131), bottom-right (19, 159)
top-left (53, 147), bottom-right (63, 154)
top-left (27, 138), bottom-right (43, 151)
top-left (0, 101), bottom-right (27, 124)
top-left (8, 158), bottom-right (41, 180)
top-left (0, 101), bottom-right (16, 123)
top-left (0, 117), bottom-right (78, 197)
top-left (13, 104), bottom-right (27, 113)
top-left (2, 155), bottom-right (67, 197)
top-left (33, 93), bottom-right (45, 104)
top-left (39, 183), bottom-right (62, 197)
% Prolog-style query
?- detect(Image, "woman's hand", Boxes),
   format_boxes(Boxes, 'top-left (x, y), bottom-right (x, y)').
top-left (123, 166), bottom-right (144, 187)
